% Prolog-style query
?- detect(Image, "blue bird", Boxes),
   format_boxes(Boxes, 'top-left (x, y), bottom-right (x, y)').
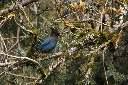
top-left (38, 28), bottom-right (60, 53)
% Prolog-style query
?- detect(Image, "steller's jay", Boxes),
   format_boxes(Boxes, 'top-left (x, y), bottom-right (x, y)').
top-left (38, 28), bottom-right (60, 53)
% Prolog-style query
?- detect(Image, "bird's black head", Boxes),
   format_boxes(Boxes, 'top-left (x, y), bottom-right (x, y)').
top-left (50, 28), bottom-right (60, 37)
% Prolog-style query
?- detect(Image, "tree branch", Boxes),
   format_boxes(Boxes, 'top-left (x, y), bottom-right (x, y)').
top-left (6, 72), bottom-right (39, 80)
top-left (0, 0), bottom-right (38, 16)
top-left (0, 52), bottom-right (40, 66)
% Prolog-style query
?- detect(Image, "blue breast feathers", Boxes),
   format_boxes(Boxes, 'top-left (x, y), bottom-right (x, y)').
top-left (38, 37), bottom-right (58, 53)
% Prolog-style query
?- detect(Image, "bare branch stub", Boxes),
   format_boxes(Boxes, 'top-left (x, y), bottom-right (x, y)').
top-left (21, 0), bottom-right (38, 6)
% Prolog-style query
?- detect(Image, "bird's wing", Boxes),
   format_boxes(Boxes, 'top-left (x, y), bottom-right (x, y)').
top-left (38, 39), bottom-right (51, 50)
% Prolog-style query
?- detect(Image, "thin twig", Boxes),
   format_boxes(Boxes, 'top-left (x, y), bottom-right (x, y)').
top-left (8, 15), bottom-right (22, 51)
top-left (0, 34), bottom-right (7, 52)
